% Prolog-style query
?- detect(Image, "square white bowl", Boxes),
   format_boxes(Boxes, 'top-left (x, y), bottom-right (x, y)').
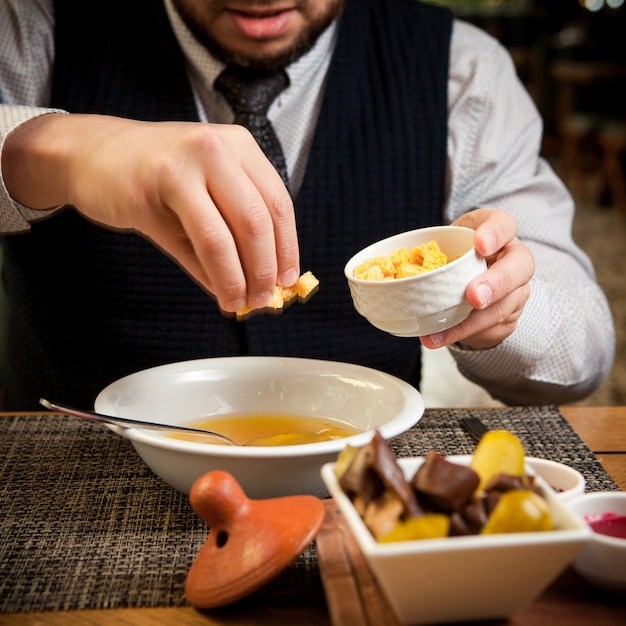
top-left (321, 455), bottom-right (591, 624)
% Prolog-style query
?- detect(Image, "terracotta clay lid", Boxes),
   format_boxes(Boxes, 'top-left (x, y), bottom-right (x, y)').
top-left (185, 470), bottom-right (325, 609)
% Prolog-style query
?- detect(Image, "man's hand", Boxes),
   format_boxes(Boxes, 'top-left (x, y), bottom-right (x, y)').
top-left (420, 208), bottom-right (534, 351)
top-left (2, 113), bottom-right (300, 314)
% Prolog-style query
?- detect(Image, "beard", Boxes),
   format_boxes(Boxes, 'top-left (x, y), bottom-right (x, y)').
top-left (172, 1), bottom-right (344, 71)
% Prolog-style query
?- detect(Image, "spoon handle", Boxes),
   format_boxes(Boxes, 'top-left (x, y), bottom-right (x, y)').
top-left (460, 417), bottom-right (489, 443)
top-left (39, 398), bottom-right (236, 445)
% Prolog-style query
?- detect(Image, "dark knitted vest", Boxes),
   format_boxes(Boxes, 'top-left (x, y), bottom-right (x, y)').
top-left (0, 0), bottom-right (452, 409)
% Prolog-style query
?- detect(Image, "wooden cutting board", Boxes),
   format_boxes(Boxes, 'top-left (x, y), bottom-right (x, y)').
top-left (316, 500), bottom-right (403, 626)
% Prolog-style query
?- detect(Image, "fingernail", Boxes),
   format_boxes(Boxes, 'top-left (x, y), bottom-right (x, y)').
top-left (477, 283), bottom-right (492, 308)
top-left (484, 230), bottom-right (497, 253)
top-left (429, 332), bottom-right (445, 349)
top-left (226, 297), bottom-right (247, 313)
top-left (249, 290), bottom-right (273, 309)
top-left (279, 268), bottom-right (299, 287)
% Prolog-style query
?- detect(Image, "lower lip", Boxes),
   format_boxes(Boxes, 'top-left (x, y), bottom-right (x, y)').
top-left (229, 10), bottom-right (293, 40)
top-left (585, 512), bottom-right (626, 539)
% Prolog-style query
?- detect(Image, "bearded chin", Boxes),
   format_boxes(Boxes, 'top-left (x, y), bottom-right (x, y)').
top-left (201, 32), bottom-right (324, 70)
top-left (179, 4), bottom-right (343, 71)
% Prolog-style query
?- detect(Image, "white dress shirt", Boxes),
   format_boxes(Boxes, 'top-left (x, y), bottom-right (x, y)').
top-left (0, 0), bottom-right (616, 405)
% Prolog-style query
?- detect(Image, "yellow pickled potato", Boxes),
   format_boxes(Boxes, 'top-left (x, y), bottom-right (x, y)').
top-left (334, 445), bottom-right (358, 479)
top-left (469, 430), bottom-right (525, 493)
top-left (481, 490), bottom-right (553, 534)
top-left (379, 514), bottom-right (450, 543)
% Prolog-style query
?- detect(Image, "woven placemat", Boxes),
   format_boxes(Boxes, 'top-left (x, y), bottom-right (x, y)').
top-left (392, 406), bottom-right (620, 494)
top-left (0, 406), bottom-right (618, 614)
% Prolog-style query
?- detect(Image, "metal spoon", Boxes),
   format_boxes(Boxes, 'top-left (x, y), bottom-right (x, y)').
top-left (39, 398), bottom-right (238, 446)
top-left (460, 417), bottom-right (489, 443)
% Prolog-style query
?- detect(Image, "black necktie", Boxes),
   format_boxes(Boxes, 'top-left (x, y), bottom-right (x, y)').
top-left (215, 65), bottom-right (290, 186)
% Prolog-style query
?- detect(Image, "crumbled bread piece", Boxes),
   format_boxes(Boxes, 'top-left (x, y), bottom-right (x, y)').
top-left (236, 271), bottom-right (319, 320)
top-left (280, 283), bottom-right (299, 305)
top-left (354, 255), bottom-right (396, 280)
top-left (420, 240), bottom-right (448, 270)
top-left (358, 265), bottom-right (386, 281)
top-left (267, 288), bottom-right (285, 309)
top-left (354, 240), bottom-right (448, 281)
top-left (396, 263), bottom-right (427, 278)
top-left (296, 271), bottom-right (319, 300)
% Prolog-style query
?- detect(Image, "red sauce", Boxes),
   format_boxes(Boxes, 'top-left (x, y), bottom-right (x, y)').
top-left (585, 512), bottom-right (626, 539)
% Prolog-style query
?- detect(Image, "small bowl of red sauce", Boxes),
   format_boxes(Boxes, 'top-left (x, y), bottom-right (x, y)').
top-left (525, 457), bottom-right (585, 501)
top-left (567, 492), bottom-right (626, 593)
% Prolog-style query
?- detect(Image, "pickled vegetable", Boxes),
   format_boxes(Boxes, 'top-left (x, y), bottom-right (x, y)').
top-left (469, 430), bottom-right (525, 493)
top-left (412, 451), bottom-right (480, 513)
top-left (338, 431), bottom-right (422, 518)
top-left (336, 429), bottom-right (554, 543)
top-left (481, 490), bottom-right (553, 534)
top-left (335, 445), bottom-right (358, 479)
top-left (380, 514), bottom-right (450, 542)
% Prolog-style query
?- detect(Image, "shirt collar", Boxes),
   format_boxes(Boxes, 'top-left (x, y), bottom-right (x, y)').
top-left (164, 0), bottom-right (338, 105)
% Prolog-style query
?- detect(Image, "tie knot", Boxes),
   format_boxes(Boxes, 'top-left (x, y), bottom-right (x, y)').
top-left (215, 66), bottom-right (289, 116)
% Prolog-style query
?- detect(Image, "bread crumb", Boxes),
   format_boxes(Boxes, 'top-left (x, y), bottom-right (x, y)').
top-left (236, 271), bottom-right (319, 320)
top-left (354, 240), bottom-right (448, 281)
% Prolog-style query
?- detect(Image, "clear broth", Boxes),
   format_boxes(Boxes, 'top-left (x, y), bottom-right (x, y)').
top-left (170, 413), bottom-right (361, 446)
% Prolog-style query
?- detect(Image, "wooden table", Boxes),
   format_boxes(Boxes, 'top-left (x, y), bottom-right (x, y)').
top-left (1, 406), bottom-right (624, 626)
top-left (563, 406), bottom-right (626, 492)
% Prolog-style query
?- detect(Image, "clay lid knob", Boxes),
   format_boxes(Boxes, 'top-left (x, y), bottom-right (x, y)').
top-left (185, 470), bottom-right (325, 609)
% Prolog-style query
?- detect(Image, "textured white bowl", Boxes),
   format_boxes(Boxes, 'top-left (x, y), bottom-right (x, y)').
top-left (322, 455), bottom-right (591, 625)
top-left (94, 357), bottom-right (424, 498)
top-left (567, 492), bottom-right (626, 593)
top-left (526, 457), bottom-right (586, 502)
top-left (344, 226), bottom-right (487, 337)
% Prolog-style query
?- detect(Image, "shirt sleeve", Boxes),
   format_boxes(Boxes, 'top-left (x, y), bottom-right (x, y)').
top-left (444, 20), bottom-right (615, 405)
top-left (0, 107), bottom-right (67, 233)
top-left (0, 0), bottom-right (62, 233)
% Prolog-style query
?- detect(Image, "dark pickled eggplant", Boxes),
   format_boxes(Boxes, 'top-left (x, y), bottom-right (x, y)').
top-left (411, 451), bottom-right (480, 513)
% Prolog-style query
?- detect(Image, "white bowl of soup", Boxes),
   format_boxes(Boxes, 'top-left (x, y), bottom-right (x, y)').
top-left (94, 356), bottom-right (424, 498)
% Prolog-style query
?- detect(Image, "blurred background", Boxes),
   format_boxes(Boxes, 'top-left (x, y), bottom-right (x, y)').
top-left (422, 0), bottom-right (626, 408)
